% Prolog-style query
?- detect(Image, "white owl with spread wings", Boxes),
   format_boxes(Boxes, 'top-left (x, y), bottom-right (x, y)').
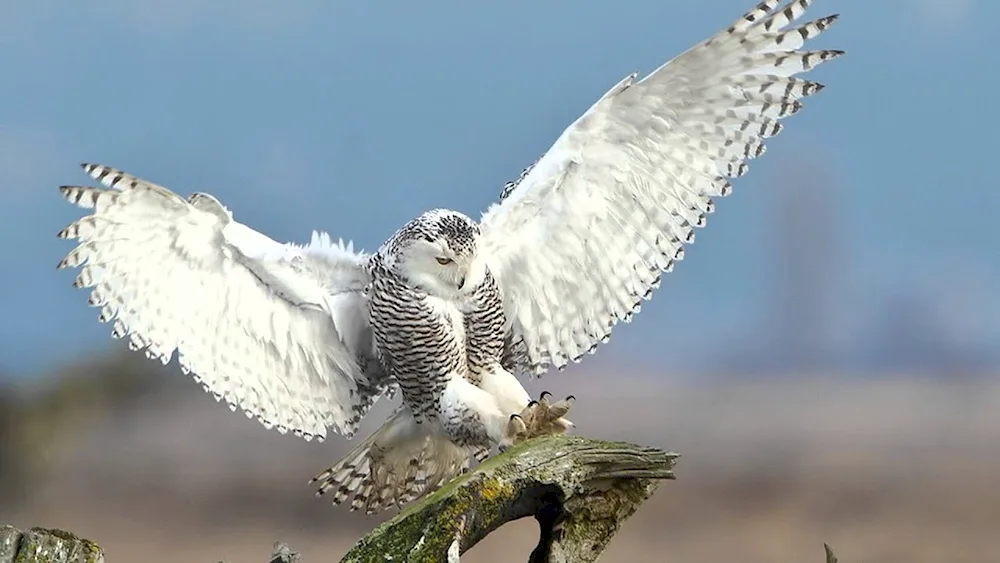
top-left (56, 0), bottom-right (842, 514)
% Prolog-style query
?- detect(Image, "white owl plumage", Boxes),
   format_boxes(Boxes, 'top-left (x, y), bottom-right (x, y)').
top-left (56, 0), bottom-right (843, 513)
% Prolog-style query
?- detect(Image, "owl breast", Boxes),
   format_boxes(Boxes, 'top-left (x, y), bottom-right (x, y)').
top-left (366, 260), bottom-right (467, 421)
top-left (462, 267), bottom-right (508, 383)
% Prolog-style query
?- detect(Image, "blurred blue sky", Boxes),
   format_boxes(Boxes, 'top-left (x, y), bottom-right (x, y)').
top-left (1, 0), bottom-right (997, 378)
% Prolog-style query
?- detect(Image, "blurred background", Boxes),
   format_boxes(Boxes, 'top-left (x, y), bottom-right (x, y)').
top-left (1, 1), bottom-right (998, 562)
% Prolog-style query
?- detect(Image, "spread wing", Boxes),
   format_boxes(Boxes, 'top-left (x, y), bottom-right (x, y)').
top-left (57, 164), bottom-right (390, 441)
top-left (479, 0), bottom-right (842, 375)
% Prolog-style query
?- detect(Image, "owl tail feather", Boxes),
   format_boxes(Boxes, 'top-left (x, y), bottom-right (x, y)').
top-left (310, 406), bottom-right (487, 515)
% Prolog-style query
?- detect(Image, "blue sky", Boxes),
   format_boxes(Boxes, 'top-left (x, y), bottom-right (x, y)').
top-left (1, 0), bottom-right (997, 378)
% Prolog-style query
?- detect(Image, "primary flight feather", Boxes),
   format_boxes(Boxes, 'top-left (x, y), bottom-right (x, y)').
top-left (56, 0), bottom-right (843, 514)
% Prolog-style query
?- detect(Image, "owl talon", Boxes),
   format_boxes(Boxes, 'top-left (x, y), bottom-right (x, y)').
top-left (499, 413), bottom-right (528, 452)
top-left (546, 395), bottom-right (575, 420)
top-left (520, 391), bottom-right (576, 438)
top-left (538, 391), bottom-right (553, 408)
top-left (516, 398), bottom-right (543, 431)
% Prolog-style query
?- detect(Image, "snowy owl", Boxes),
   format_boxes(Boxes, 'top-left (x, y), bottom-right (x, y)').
top-left (56, 0), bottom-right (843, 514)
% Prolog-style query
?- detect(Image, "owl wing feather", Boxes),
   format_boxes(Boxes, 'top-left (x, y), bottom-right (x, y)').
top-left (57, 163), bottom-right (389, 440)
top-left (479, 0), bottom-right (843, 375)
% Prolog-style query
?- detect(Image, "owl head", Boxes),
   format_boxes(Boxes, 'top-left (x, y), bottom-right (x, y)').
top-left (390, 209), bottom-right (485, 297)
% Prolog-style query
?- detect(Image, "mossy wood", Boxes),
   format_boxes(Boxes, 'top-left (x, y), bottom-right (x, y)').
top-left (0, 525), bottom-right (104, 563)
top-left (340, 434), bottom-right (678, 562)
top-left (0, 431), bottom-right (847, 563)
top-left (0, 525), bottom-right (843, 563)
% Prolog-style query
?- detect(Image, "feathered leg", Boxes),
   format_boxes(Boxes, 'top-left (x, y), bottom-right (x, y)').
top-left (440, 374), bottom-right (532, 452)
top-left (476, 365), bottom-right (575, 442)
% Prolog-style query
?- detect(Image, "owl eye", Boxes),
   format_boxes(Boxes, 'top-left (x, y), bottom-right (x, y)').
top-left (435, 256), bottom-right (453, 265)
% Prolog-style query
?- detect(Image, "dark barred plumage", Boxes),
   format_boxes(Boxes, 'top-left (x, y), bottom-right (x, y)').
top-left (385, 208), bottom-right (479, 260)
top-left (315, 210), bottom-right (509, 513)
top-left (463, 268), bottom-right (508, 385)
top-left (367, 253), bottom-right (463, 421)
top-left (369, 209), bottom-right (486, 422)
top-left (498, 161), bottom-right (537, 203)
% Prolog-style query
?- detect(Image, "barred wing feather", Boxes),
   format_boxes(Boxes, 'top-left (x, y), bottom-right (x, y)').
top-left (57, 164), bottom-right (385, 440)
top-left (479, 0), bottom-right (842, 375)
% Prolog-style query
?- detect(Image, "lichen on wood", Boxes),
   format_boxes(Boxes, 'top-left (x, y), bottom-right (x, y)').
top-left (0, 525), bottom-right (104, 563)
top-left (1, 443), bottom-right (851, 563)
top-left (339, 434), bottom-right (679, 563)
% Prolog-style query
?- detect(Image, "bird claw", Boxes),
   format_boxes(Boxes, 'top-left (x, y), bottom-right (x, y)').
top-left (499, 392), bottom-right (577, 452)
top-left (545, 394), bottom-right (575, 420)
top-left (499, 413), bottom-right (528, 452)
top-left (521, 391), bottom-right (575, 438)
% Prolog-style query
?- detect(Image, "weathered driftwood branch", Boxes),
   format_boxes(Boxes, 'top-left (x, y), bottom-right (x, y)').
top-left (340, 434), bottom-right (678, 562)
top-left (0, 431), bottom-right (843, 563)
top-left (0, 522), bottom-right (844, 563)
top-left (0, 514), bottom-right (844, 563)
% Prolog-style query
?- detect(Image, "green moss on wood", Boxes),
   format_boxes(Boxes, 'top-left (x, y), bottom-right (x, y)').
top-left (340, 435), bottom-right (677, 562)
top-left (1, 437), bottom-right (677, 562)
top-left (0, 526), bottom-right (103, 563)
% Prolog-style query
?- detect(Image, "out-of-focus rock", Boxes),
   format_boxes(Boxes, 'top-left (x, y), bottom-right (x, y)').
top-left (0, 525), bottom-right (104, 563)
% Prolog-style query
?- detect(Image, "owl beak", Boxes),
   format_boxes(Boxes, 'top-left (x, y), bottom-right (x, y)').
top-left (457, 276), bottom-right (466, 290)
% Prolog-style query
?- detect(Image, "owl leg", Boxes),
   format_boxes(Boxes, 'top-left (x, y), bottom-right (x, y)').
top-left (520, 391), bottom-right (575, 438)
top-left (441, 375), bottom-right (521, 451)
